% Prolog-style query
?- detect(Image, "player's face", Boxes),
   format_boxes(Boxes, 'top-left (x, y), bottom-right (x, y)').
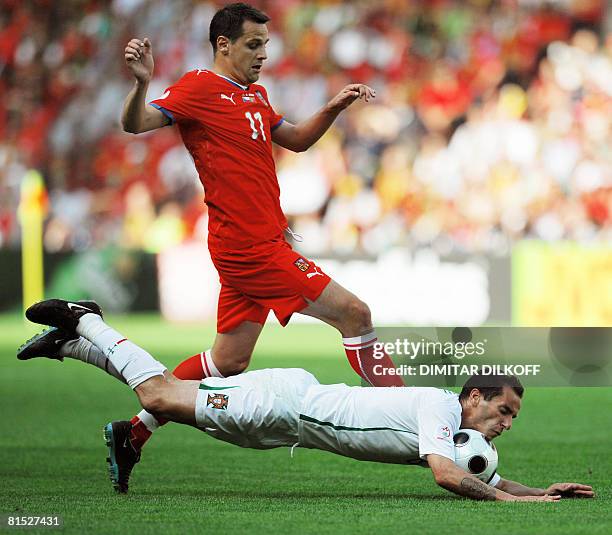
top-left (467, 386), bottom-right (522, 441)
top-left (228, 21), bottom-right (269, 84)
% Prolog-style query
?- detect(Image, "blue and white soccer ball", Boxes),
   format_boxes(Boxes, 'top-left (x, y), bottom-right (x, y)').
top-left (453, 428), bottom-right (498, 483)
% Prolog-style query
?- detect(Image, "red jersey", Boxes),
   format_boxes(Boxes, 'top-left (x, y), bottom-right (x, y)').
top-left (149, 69), bottom-right (287, 252)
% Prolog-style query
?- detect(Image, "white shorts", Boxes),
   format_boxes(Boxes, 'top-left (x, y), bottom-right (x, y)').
top-left (195, 368), bottom-right (319, 449)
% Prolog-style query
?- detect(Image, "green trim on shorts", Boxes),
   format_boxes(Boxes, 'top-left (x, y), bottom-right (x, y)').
top-left (299, 414), bottom-right (412, 434)
top-left (199, 384), bottom-right (239, 391)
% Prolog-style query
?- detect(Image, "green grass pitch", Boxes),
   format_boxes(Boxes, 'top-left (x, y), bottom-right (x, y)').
top-left (1, 313), bottom-right (611, 534)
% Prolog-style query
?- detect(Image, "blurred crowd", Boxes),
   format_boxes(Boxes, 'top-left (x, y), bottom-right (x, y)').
top-left (1, 0), bottom-right (611, 256)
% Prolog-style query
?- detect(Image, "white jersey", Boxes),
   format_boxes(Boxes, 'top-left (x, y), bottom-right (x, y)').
top-left (194, 368), bottom-right (500, 486)
top-left (298, 383), bottom-right (461, 465)
top-left (194, 368), bottom-right (318, 449)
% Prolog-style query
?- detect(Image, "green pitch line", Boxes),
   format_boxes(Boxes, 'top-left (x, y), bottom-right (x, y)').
top-left (0, 313), bottom-right (610, 535)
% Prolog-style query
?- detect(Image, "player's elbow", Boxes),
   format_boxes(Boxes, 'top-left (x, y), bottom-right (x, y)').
top-left (121, 120), bottom-right (142, 134)
top-left (217, 356), bottom-right (250, 377)
top-left (293, 135), bottom-right (316, 152)
top-left (286, 128), bottom-right (310, 152)
top-left (292, 142), bottom-right (309, 153)
top-left (428, 455), bottom-right (454, 489)
top-left (120, 112), bottom-right (147, 134)
top-left (281, 139), bottom-right (308, 153)
top-left (432, 469), bottom-right (451, 488)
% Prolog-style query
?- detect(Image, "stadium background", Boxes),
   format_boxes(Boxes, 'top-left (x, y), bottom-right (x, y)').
top-left (1, 0), bottom-right (610, 324)
top-left (1, 1), bottom-right (611, 534)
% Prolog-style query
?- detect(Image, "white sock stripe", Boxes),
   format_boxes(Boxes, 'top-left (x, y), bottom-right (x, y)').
top-left (343, 339), bottom-right (378, 350)
top-left (204, 349), bottom-right (224, 378)
top-left (355, 348), bottom-right (375, 386)
top-left (342, 331), bottom-right (377, 346)
top-left (200, 351), bottom-right (208, 379)
top-left (201, 350), bottom-right (212, 377)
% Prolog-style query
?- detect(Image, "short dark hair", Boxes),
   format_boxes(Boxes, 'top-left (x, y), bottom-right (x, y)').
top-left (459, 374), bottom-right (524, 403)
top-left (209, 3), bottom-right (270, 54)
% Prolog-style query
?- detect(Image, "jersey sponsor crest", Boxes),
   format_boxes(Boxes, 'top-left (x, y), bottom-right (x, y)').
top-left (207, 393), bottom-right (229, 410)
top-left (294, 257), bottom-right (310, 272)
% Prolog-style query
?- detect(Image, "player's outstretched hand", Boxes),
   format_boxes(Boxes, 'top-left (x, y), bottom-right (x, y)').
top-left (327, 84), bottom-right (376, 112)
top-left (125, 38), bottom-right (154, 83)
top-left (511, 494), bottom-right (561, 502)
top-left (545, 482), bottom-right (595, 498)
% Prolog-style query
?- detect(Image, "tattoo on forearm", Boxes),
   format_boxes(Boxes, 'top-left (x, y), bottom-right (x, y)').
top-left (459, 477), bottom-right (497, 501)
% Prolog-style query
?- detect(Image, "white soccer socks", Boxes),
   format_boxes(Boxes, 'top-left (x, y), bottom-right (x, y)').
top-left (135, 409), bottom-right (161, 433)
top-left (59, 337), bottom-right (125, 383)
top-left (134, 349), bottom-right (224, 427)
top-left (130, 348), bottom-right (224, 448)
top-left (76, 314), bottom-right (166, 389)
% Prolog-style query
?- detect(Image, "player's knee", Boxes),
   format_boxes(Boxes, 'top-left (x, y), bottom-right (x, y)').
top-left (137, 390), bottom-right (169, 417)
top-left (343, 299), bottom-right (372, 333)
top-left (218, 355), bottom-right (250, 377)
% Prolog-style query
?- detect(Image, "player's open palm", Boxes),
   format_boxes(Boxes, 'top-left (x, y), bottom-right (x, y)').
top-left (125, 38), bottom-right (154, 83)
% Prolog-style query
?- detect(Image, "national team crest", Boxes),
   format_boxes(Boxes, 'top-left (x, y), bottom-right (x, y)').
top-left (294, 257), bottom-right (310, 272)
top-left (207, 393), bottom-right (229, 410)
top-left (255, 91), bottom-right (268, 107)
top-left (242, 94), bottom-right (256, 103)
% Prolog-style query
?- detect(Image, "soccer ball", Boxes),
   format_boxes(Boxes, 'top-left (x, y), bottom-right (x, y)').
top-left (453, 428), bottom-right (498, 483)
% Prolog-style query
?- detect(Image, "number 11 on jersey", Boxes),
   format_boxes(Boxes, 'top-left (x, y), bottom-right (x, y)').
top-left (245, 111), bottom-right (266, 141)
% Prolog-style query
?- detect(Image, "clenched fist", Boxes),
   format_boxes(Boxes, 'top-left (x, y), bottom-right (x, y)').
top-left (125, 38), bottom-right (154, 84)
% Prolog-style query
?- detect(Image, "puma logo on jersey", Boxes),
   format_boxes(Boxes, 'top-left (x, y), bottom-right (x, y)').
top-left (196, 69), bottom-right (206, 75)
top-left (221, 93), bottom-right (236, 105)
top-left (306, 267), bottom-right (324, 279)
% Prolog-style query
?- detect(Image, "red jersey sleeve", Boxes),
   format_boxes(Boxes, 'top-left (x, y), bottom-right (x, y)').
top-left (149, 70), bottom-right (203, 124)
top-left (256, 85), bottom-right (284, 131)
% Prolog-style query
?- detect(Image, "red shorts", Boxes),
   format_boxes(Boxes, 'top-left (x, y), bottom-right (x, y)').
top-left (210, 238), bottom-right (331, 333)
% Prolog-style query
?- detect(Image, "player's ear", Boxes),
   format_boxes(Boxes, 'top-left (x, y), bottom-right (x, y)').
top-left (217, 36), bottom-right (230, 55)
